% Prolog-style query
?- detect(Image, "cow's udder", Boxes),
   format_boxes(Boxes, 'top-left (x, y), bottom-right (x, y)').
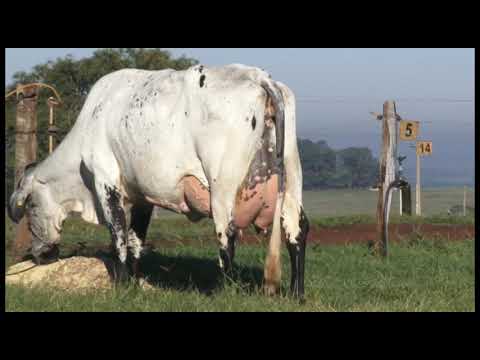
top-left (182, 174), bottom-right (277, 230)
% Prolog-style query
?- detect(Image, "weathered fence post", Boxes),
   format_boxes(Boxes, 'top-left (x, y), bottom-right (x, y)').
top-left (374, 100), bottom-right (398, 257)
top-left (463, 185), bottom-right (467, 216)
top-left (415, 151), bottom-right (421, 216)
top-left (401, 183), bottom-right (412, 215)
top-left (415, 140), bottom-right (432, 216)
top-left (13, 84), bottom-right (38, 261)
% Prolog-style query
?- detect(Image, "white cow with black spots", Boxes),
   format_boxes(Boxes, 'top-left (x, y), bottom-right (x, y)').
top-left (8, 64), bottom-right (309, 299)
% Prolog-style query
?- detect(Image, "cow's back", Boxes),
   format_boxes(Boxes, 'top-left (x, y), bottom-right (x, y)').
top-left (67, 65), bottom-right (275, 215)
top-left (73, 69), bottom-right (192, 199)
top-left (97, 65), bottom-right (269, 205)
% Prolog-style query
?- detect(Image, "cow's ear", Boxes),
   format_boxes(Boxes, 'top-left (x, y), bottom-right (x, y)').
top-left (8, 189), bottom-right (32, 223)
top-left (25, 162), bottom-right (37, 172)
top-left (8, 166), bottom-right (36, 223)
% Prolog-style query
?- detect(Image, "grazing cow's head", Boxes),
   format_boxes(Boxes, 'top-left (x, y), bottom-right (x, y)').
top-left (8, 163), bottom-right (64, 264)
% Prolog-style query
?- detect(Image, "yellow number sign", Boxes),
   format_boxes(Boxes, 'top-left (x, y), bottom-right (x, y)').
top-left (416, 141), bottom-right (432, 156)
top-left (399, 120), bottom-right (419, 141)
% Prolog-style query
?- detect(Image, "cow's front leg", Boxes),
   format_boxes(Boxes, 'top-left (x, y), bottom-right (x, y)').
top-left (216, 222), bottom-right (239, 275)
top-left (126, 203), bottom-right (153, 280)
top-left (211, 197), bottom-right (237, 276)
top-left (95, 180), bottom-right (130, 284)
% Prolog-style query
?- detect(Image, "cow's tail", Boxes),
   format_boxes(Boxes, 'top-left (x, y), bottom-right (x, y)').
top-left (261, 80), bottom-right (285, 192)
top-left (8, 163), bottom-right (37, 224)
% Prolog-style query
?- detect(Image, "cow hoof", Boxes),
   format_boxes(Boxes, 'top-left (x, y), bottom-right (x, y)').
top-left (112, 261), bottom-right (130, 285)
top-left (263, 281), bottom-right (279, 296)
top-left (218, 249), bottom-right (233, 275)
top-left (220, 266), bottom-right (235, 282)
top-left (34, 245), bottom-right (60, 265)
top-left (291, 290), bottom-right (306, 304)
top-left (127, 258), bottom-right (144, 279)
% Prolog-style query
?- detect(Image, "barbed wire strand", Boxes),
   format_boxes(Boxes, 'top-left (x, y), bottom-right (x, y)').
top-left (295, 97), bottom-right (473, 103)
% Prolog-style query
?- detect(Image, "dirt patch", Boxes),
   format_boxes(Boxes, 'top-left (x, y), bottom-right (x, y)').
top-left (241, 223), bottom-right (475, 245)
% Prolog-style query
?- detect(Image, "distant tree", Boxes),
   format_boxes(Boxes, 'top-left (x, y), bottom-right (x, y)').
top-left (336, 147), bottom-right (378, 188)
top-left (5, 48), bottom-right (198, 202)
top-left (298, 139), bottom-right (378, 190)
top-left (298, 139), bottom-right (336, 189)
top-left (7, 48), bottom-right (198, 133)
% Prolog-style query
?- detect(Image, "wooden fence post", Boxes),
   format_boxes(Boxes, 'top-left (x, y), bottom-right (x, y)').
top-left (374, 100), bottom-right (398, 257)
top-left (401, 183), bottom-right (412, 216)
top-left (12, 84), bottom-right (38, 262)
top-left (415, 152), bottom-right (421, 216)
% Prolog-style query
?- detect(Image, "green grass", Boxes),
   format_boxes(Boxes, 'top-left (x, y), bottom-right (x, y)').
top-left (5, 239), bottom-right (474, 312)
top-left (4, 187), bottom-right (475, 312)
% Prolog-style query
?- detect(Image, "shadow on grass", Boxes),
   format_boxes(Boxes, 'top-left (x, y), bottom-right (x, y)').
top-left (139, 250), bottom-right (264, 295)
top-left (59, 244), bottom-right (264, 296)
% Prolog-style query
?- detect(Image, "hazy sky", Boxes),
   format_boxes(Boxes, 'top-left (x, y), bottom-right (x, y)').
top-left (5, 48), bottom-right (475, 185)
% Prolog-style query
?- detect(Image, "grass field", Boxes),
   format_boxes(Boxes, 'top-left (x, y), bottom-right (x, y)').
top-left (302, 187), bottom-right (475, 217)
top-left (4, 187), bottom-right (475, 312)
top-left (5, 239), bottom-right (474, 312)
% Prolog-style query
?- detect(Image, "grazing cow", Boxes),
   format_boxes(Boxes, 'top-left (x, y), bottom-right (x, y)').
top-left (8, 64), bottom-right (309, 299)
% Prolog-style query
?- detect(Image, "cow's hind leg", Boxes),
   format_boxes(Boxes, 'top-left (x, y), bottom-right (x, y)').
top-left (282, 194), bottom-right (309, 301)
top-left (263, 192), bottom-right (284, 296)
top-left (275, 81), bottom-right (309, 301)
top-left (126, 203), bottom-right (153, 279)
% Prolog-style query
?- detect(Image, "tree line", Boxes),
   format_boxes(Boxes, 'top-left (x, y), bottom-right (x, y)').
top-left (298, 139), bottom-right (378, 190)
top-left (5, 48), bottom-right (378, 200)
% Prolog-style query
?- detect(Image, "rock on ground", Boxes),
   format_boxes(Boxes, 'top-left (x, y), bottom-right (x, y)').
top-left (5, 256), bottom-right (153, 292)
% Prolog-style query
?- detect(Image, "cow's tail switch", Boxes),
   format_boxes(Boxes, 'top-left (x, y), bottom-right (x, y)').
top-left (261, 80), bottom-right (285, 192)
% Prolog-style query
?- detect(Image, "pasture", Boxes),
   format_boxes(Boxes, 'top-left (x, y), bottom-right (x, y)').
top-left (5, 188), bottom-right (475, 312)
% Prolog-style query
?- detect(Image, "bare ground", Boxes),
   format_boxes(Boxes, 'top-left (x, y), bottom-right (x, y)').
top-left (241, 223), bottom-right (475, 245)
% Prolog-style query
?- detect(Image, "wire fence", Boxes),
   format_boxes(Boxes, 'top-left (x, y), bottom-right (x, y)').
top-left (295, 97), bottom-right (473, 104)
